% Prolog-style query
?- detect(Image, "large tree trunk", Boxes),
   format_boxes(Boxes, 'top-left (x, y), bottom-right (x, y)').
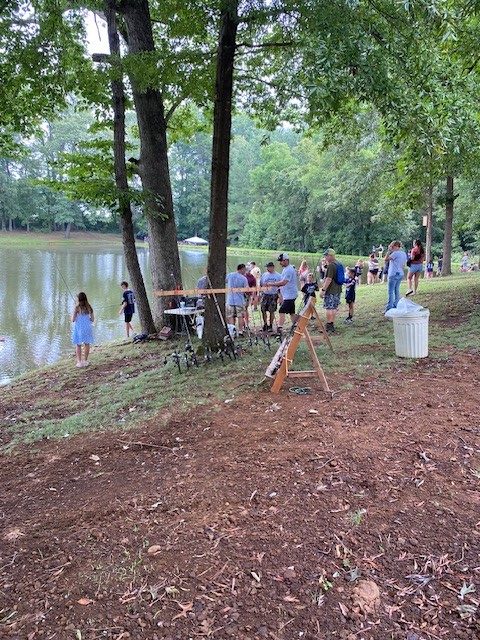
top-left (425, 183), bottom-right (433, 262)
top-left (203, 0), bottom-right (239, 347)
top-left (64, 221), bottom-right (71, 239)
top-left (106, 0), bottom-right (156, 335)
top-left (118, 0), bottom-right (181, 328)
top-left (442, 175), bottom-right (454, 276)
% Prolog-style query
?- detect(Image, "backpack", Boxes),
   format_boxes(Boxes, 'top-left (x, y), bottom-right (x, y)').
top-left (334, 262), bottom-right (346, 285)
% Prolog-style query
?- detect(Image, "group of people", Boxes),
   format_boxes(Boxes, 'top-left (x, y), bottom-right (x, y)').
top-left (225, 249), bottom-right (353, 335)
top-left (71, 281), bottom-right (135, 367)
top-left (71, 241), bottom-right (476, 367)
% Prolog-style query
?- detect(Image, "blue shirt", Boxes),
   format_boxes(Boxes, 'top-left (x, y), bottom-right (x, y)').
top-left (260, 271), bottom-right (282, 294)
top-left (226, 272), bottom-right (248, 306)
top-left (122, 289), bottom-right (135, 313)
top-left (388, 250), bottom-right (407, 277)
top-left (280, 264), bottom-right (298, 300)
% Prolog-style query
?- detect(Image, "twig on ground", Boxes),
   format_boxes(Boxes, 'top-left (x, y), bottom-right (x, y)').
top-left (117, 439), bottom-right (175, 451)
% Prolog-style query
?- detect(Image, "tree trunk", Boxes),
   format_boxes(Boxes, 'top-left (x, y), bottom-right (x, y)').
top-left (118, 0), bottom-right (181, 328)
top-left (105, 0), bottom-right (156, 335)
top-left (442, 175), bottom-right (454, 276)
top-left (8, 217), bottom-right (13, 231)
top-left (203, 0), bottom-right (239, 347)
top-left (425, 183), bottom-right (433, 262)
top-left (64, 221), bottom-right (71, 239)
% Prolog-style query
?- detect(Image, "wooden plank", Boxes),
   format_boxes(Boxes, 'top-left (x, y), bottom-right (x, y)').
top-left (155, 286), bottom-right (276, 297)
top-left (287, 370), bottom-right (317, 377)
top-left (303, 327), bottom-right (331, 392)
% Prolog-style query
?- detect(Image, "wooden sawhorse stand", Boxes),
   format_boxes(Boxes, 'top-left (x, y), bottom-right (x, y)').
top-left (266, 298), bottom-right (333, 394)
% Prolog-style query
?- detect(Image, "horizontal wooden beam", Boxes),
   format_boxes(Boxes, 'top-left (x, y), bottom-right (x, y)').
top-left (154, 286), bottom-right (278, 297)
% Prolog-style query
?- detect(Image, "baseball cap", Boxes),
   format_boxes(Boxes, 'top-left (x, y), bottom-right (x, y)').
top-left (277, 253), bottom-right (289, 261)
top-left (265, 261), bottom-right (275, 267)
top-left (323, 248), bottom-right (336, 257)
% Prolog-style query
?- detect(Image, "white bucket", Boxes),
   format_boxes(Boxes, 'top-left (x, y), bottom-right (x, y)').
top-left (392, 310), bottom-right (430, 358)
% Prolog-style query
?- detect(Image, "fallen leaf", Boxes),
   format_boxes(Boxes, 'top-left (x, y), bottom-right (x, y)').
top-left (339, 602), bottom-right (349, 617)
top-left (77, 598), bottom-right (94, 606)
top-left (147, 545), bottom-right (162, 555)
top-left (283, 595), bottom-right (300, 603)
top-left (172, 601), bottom-right (194, 620)
top-left (89, 454), bottom-right (100, 462)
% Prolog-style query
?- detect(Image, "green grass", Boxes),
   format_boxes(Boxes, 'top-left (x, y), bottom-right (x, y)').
top-left (1, 272), bottom-right (479, 449)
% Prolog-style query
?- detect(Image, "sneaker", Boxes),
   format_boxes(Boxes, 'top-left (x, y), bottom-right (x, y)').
top-left (76, 362), bottom-right (82, 368)
top-left (344, 317), bottom-right (353, 324)
top-left (406, 289), bottom-right (414, 297)
top-left (277, 326), bottom-right (283, 336)
top-left (326, 323), bottom-right (336, 334)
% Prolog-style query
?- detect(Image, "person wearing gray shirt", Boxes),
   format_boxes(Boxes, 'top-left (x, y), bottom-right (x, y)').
top-left (226, 264), bottom-right (248, 333)
top-left (275, 253), bottom-right (298, 334)
top-left (385, 241), bottom-right (407, 311)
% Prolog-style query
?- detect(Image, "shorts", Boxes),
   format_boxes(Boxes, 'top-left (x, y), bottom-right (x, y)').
top-left (124, 312), bottom-right (133, 323)
top-left (323, 293), bottom-right (341, 310)
top-left (409, 263), bottom-right (423, 274)
top-left (261, 294), bottom-right (278, 313)
top-left (369, 269), bottom-right (379, 274)
top-left (279, 298), bottom-right (296, 314)
top-left (346, 292), bottom-right (356, 304)
top-left (226, 303), bottom-right (245, 318)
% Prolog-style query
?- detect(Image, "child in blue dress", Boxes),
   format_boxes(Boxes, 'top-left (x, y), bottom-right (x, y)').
top-left (72, 292), bottom-right (94, 367)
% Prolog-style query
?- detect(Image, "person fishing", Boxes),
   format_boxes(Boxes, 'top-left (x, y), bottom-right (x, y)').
top-left (72, 292), bottom-right (94, 368)
top-left (119, 281), bottom-right (135, 337)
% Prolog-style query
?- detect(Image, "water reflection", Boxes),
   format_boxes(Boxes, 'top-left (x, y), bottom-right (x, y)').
top-left (0, 245), bottom-right (277, 384)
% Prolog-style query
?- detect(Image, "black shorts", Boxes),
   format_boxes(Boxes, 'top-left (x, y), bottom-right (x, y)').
top-left (346, 292), bottom-right (356, 304)
top-left (124, 312), bottom-right (133, 323)
top-left (279, 298), bottom-right (296, 314)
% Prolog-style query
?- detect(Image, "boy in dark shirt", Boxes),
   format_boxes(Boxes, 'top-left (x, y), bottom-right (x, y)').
top-left (119, 281), bottom-right (135, 337)
top-left (301, 273), bottom-right (319, 307)
top-left (344, 268), bottom-right (356, 324)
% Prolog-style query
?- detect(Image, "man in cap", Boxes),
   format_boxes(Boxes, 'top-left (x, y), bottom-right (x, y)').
top-left (275, 253), bottom-right (298, 334)
top-left (319, 248), bottom-right (342, 333)
top-left (259, 262), bottom-right (282, 331)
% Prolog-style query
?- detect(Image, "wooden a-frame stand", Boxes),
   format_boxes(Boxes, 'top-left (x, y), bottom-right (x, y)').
top-left (266, 298), bottom-right (333, 394)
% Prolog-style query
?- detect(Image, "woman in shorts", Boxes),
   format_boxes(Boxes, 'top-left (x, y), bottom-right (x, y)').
top-left (367, 253), bottom-right (379, 284)
top-left (406, 239), bottom-right (425, 296)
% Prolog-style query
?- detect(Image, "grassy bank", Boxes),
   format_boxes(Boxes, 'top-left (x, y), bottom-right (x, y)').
top-left (1, 230), bottom-right (476, 268)
top-left (1, 271), bottom-right (478, 449)
top-left (0, 230), bottom-right (123, 248)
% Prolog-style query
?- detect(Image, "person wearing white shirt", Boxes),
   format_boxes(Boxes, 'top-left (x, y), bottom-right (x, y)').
top-left (275, 252), bottom-right (298, 334)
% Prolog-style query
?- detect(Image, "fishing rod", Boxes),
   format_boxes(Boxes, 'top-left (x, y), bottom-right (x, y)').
top-left (265, 300), bottom-right (306, 378)
top-left (206, 274), bottom-right (237, 359)
top-left (49, 251), bottom-right (77, 305)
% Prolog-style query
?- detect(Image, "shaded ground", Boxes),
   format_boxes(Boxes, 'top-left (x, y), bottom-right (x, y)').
top-left (1, 351), bottom-right (479, 640)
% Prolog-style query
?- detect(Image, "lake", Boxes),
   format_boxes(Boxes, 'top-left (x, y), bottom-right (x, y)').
top-left (0, 244), bottom-right (299, 384)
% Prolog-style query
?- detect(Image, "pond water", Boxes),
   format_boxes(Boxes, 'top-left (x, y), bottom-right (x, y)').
top-left (0, 244), bottom-right (294, 384)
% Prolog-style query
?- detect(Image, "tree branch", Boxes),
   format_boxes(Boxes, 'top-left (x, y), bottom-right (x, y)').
top-left (236, 41), bottom-right (296, 49)
top-left (165, 97), bottom-right (184, 123)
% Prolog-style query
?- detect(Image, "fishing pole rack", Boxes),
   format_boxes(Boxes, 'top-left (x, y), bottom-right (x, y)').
top-left (156, 282), bottom-right (274, 374)
top-left (265, 298), bottom-right (333, 394)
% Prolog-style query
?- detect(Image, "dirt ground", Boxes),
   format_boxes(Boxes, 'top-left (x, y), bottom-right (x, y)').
top-left (1, 352), bottom-right (479, 640)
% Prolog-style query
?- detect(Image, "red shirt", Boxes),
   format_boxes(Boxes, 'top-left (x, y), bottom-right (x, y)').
top-left (411, 247), bottom-right (424, 264)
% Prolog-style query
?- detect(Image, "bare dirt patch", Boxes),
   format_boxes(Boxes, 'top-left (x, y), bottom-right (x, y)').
top-left (1, 354), bottom-right (479, 639)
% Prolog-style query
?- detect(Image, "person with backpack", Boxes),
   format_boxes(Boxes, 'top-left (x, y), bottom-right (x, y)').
top-left (320, 248), bottom-right (344, 334)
